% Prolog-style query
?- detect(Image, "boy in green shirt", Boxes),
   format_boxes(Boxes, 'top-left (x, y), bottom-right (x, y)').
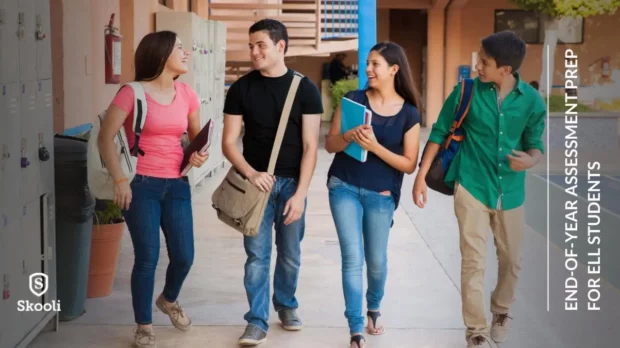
top-left (413, 31), bottom-right (546, 348)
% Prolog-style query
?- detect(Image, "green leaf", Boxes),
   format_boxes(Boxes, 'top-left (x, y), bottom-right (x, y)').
top-left (509, 0), bottom-right (620, 17)
top-left (331, 78), bottom-right (359, 111)
top-left (94, 200), bottom-right (124, 225)
top-left (547, 94), bottom-right (594, 112)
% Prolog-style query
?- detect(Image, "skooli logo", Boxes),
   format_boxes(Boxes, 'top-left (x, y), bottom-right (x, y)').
top-left (17, 273), bottom-right (60, 312)
top-left (30, 273), bottom-right (48, 296)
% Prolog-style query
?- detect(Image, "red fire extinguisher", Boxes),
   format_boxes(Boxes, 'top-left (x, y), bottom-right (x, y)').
top-left (105, 13), bottom-right (122, 84)
top-left (601, 56), bottom-right (610, 79)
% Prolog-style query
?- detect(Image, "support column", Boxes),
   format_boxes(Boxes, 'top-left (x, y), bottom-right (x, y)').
top-left (358, 0), bottom-right (376, 89)
top-left (425, 7), bottom-right (446, 126)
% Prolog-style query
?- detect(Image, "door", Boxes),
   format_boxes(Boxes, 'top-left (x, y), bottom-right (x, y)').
top-left (34, 0), bottom-right (51, 80)
top-left (1, 83), bottom-right (21, 219)
top-left (19, 81), bottom-right (40, 206)
top-left (37, 79), bottom-right (53, 193)
top-left (17, 0), bottom-right (37, 82)
top-left (0, 0), bottom-right (19, 84)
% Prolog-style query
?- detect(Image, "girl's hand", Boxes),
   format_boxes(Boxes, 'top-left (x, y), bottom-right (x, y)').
top-left (114, 180), bottom-right (132, 211)
top-left (352, 125), bottom-right (379, 153)
top-left (190, 151), bottom-right (209, 168)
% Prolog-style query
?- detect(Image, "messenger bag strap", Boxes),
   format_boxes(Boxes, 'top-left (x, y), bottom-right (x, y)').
top-left (266, 71), bottom-right (303, 175)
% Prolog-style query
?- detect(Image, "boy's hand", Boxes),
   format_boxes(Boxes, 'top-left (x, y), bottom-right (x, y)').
top-left (283, 193), bottom-right (305, 225)
top-left (506, 150), bottom-right (535, 171)
top-left (412, 174), bottom-right (428, 209)
top-left (249, 171), bottom-right (275, 192)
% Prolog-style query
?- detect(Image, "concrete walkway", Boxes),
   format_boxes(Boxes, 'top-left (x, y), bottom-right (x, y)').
top-left (29, 124), bottom-right (620, 348)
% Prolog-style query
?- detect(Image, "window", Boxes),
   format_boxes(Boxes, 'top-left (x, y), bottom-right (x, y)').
top-left (495, 10), bottom-right (540, 43)
top-left (494, 10), bottom-right (584, 44)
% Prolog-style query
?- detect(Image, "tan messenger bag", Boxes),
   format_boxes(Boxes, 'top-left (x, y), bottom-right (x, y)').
top-left (211, 72), bottom-right (303, 237)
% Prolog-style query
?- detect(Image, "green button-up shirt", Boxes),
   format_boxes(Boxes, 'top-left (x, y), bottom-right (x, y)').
top-left (428, 73), bottom-right (546, 210)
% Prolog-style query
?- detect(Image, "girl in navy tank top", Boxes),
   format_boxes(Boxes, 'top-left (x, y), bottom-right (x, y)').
top-left (324, 42), bottom-right (422, 348)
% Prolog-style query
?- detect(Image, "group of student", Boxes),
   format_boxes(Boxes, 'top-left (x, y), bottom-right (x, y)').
top-left (97, 18), bottom-right (546, 348)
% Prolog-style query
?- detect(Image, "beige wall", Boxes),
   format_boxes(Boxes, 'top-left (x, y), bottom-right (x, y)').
top-left (453, 0), bottom-right (620, 93)
top-left (52, 0), bottom-right (180, 133)
top-left (421, 0), bottom-right (620, 124)
top-left (55, 0), bottom-right (618, 132)
top-left (51, 0), bottom-right (122, 132)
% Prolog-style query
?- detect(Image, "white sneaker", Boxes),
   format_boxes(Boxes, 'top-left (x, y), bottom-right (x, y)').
top-left (134, 327), bottom-right (157, 348)
top-left (467, 335), bottom-right (497, 348)
top-left (490, 313), bottom-right (513, 343)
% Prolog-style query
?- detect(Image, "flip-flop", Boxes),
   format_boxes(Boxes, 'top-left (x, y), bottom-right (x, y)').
top-left (350, 334), bottom-right (365, 348)
top-left (366, 310), bottom-right (385, 335)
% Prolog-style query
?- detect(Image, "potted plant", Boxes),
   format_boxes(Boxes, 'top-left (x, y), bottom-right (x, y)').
top-left (331, 78), bottom-right (359, 111)
top-left (87, 199), bottom-right (125, 298)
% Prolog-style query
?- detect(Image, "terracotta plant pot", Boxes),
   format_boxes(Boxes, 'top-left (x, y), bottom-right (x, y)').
top-left (87, 222), bottom-right (125, 298)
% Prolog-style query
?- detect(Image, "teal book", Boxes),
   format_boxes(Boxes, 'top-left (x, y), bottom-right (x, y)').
top-left (340, 97), bottom-right (373, 162)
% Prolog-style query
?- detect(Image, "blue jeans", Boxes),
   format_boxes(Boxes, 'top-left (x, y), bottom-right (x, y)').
top-left (122, 174), bottom-right (194, 325)
top-left (243, 177), bottom-right (306, 332)
top-left (327, 175), bottom-right (395, 335)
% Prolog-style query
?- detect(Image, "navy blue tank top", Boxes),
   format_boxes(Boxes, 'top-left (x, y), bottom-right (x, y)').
top-left (327, 89), bottom-right (421, 209)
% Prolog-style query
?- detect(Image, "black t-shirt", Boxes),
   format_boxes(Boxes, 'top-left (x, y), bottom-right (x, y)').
top-left (223, 69), bottom-right (324, 178)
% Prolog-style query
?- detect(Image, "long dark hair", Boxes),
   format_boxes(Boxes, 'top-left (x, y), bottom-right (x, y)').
top-left (134, 31), bottom-right (178, 81)
top-left (367, 42), bottom-right (422, 113)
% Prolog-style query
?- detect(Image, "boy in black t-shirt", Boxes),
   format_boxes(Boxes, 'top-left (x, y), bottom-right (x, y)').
top-left (221, 19), bottom-right (323, 346)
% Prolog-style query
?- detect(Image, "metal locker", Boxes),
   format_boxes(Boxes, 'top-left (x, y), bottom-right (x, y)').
top-left (19, 81), bottom-right (40, 206)
top-left (199, 18), bottom-right (208, 126)
top-left (191, 14), bottom-right (200, 80)
top-left (19, 198), bottom-right (48, 332)
top-left (0, 0), bottom-right (20, 84)
top-left (1, 83), bottom-right (21, 220)
top-left (37, 79), bottom-right (53, 193)
top-left (208, 20), bottom-right (215, 126)
top-left (156, 11), bottom-right (195, 89)
top-left (34, 0), bottom-right (51, 80)
top-left (199, 16), bottom-right (207, 125)
top-left (0, 230), bottom-right (8, 347)
top-left (155, 13), bottom-right (227, 187)
top-left (0, 83), bottom-right (5, 225)
top-left (17, 0), bottom-right (37, 83)
top-left (0, 219), bottom-right (22, 348)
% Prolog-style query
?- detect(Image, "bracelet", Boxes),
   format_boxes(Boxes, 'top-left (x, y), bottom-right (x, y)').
top-left (114, 178), bottom-right (128, 185)
top-left (342, 134), bottom-right (352, 143)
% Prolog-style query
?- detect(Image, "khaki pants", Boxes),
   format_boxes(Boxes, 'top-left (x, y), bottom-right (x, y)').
top-left (453, 182), bottom-right (524, 340)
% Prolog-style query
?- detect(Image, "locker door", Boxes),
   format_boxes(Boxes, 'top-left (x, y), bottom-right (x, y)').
top-left (20, 198), bottom-right (47, 332)
top-left (0, 83), bottom-right (5, 225)
top-left (34, 0), bottom-right (51, 80)
top-left (1, 83), bottom-right (21, 220)
top-left (0, 0), bottom-right (20, 84)
top-left (17, 0), bottom-right (37, 82)
top-left (0, 229), bottom-right (8, 347)
top-left (37, 79), bottom-right (53, 194)
top-left (204, 20), bottom-right (212, 126)
top-left (191, 14), bottom-right (201, 89)
top-left (215, 21), bottom-right (225, 119)
top-left (199, 19), bottom-right (208, 126)
top-left (0, 219), bottom-right (23, 348)
top-left (19, 81), bottom-right (40, 206)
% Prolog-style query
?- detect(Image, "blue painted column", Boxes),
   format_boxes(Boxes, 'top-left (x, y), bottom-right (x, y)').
top-left (357, 0), bottom-right (376, 89)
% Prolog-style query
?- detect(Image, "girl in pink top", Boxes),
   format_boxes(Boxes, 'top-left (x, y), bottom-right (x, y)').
top-left (97, 30), bottom-right (207, 347)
